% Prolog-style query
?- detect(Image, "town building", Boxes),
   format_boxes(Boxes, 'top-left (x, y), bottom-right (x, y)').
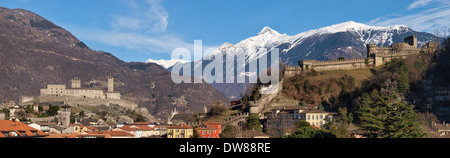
top-left (28, 122), bottom-right (51, 133)
top-left (167, 124), bottom-right (193, 138)
top-left (266, 106), bottom-right (336, 136)
top-left (195, 122), bottom-right (222, 138)
top-left (46, 133), bottom-right (111, 138)
top-left (113, 123), bottom-right (168, 138)
top-left (88, 131), bottom-right (134, 138)
top-left (0, 119), bottom-right (48, 138)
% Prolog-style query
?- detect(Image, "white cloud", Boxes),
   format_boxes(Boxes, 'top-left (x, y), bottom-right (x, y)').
top-left (408, 0), bottom-right (434, 10)
top-left (70, 0), bottom-right (207, 61)
top-left (112, 0), bottom-right (169, 33)
top-left (369, 0), bottom-right (450, 33)
top-left (74, 27), bottom-right (192, 55)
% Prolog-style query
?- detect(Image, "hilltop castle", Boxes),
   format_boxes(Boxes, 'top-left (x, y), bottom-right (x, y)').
top-left (40, 77), bottom-right (120, 100)
top-left (284, 35), bottom-right (438, 78)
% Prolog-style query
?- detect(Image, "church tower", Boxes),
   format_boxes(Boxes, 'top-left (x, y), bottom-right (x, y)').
top-left (59, 105), bottom-right (71, 128)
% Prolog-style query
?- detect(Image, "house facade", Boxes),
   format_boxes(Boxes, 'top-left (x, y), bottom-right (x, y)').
top-left (195, 122), bottom-right (222, 138)
top-left (167, 124), bottom-right (193, 138)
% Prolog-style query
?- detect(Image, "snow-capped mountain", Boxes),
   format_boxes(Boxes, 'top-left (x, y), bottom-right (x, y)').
top-left (207, 21), bottom-right (435, 66)
top-left (146, 58), bottom-right (189, 69)
top-left (180, 21), bottom-right (436, 98)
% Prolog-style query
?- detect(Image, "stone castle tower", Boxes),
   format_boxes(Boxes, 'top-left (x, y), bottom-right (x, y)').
top-left (404, 35), bottom-right (418, 48)
top-left (108, 76), bottom-right (114, 92)
top-left (59, 105), bottom-right (71, 128)
top-left (71, 77), bottom-right (81, 88)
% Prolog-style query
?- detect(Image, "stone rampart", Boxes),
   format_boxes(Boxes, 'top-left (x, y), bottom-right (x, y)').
top-left (36, 96), bottom-right (137, 110)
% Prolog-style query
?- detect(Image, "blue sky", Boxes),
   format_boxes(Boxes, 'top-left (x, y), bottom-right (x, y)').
top-left (1, 0), bottom-right (450, 62)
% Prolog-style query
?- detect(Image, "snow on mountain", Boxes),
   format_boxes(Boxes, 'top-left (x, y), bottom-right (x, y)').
top-left (205, 26), bottom-right (297, 65)
top-left (205, 21), bottom-right (419, 65)
top-left (183, 21), bottom-right (435, 99)
top-left (146, 58), bottom-right (189, 69)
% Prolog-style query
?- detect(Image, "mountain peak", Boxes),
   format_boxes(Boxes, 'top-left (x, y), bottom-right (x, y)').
top-left (257, 26), bottom-right (281, 36)
top-left (146, 58), bottom-right (189, 69)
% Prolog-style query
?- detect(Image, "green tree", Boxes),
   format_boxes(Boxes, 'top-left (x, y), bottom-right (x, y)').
top-left (209, 101), bottom-right (228, 116)
top-left (25, 105), bottom-right (34, 114)
top-left (357, 92), bottom-right (425, 138)
top-left (324, 107), bottom-right (351, 138)
top-left (2, 108), bottom-right (10, 119)
top-left (79, 110), bottom-right (85, 118)
top-left (318, 103), bottom-right (324, 111)
top-left (364, 57), bottom-right (370, 66)
top-left (283, 126), bottom-right (337, 138)
top-left (245, 114), bottom-right (262, 132)
top-left (46, 105), bottom-right (60, 116)
top-left (38, 106), bottom-right (44, 114)
top-left (135, 115), bottom-right (148, 122)
top-left (192, 129), bottom-right (201, 138)
top-left (295, 121), bottom-right (311, 128)
top-left (398, 72), bottom-right (410, 93)
top-left (220, 125), bottom-right (240, 138)
top-left (251, 86), bottom-right (261, 101)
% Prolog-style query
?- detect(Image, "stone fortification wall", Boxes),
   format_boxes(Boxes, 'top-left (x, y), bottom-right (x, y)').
top-left (36, 96), bottom-right (137, 110)
top-left (301, 58), bottom-right (371, 71)
top-left (286, 36), bottom-right (428, 73)
top-left (284, 66), bottom-right (302, 78)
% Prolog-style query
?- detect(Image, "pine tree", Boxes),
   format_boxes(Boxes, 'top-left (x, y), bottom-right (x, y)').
top-left (398, 72), bottom-right (410, 93)
top-left (358, 93), bottom-right (385, 138)
top-left (245, 114), bottom-right (262, 132)
top-left (357, 92), bottom-right (425, 138)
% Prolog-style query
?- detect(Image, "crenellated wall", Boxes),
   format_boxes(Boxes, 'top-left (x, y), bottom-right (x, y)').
top-left (299, 57), bottom-right (373, 71)
top-left (282, 35), bottom-right (432, 73)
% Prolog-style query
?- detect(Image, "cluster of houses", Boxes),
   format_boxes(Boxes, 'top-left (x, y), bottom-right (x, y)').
top-left (0, 99), bottom-right (342, 138)
top-left (0, 117), bottom-right (225, 138)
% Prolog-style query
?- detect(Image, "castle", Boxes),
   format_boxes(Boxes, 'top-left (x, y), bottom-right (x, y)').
top-left (284, 35), bottom-right (437, 78)
top-left (40, 76), bottom-right (120, 100)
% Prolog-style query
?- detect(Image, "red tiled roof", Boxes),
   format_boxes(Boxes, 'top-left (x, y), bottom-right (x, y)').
top-left (118, 125), bottom-right (159, 131)
top-left (119, 125), bottom-right (141, 131)
top-left (0, 120), bottom-right (48, 137)
top-left (46, 133), bottom-right (111, 138)
top-left (196, 125), bottom-right (219, 131)
top-left (132, 122), bottom-right (152, 125)
top-left (167, 124), bottom-right (193, 129)
top-left (88, 131), bottom-right (134, 137)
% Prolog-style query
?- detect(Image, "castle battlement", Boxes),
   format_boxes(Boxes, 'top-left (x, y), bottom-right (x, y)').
top-left (281, 35), bottom-right (436, 75)
top-left (301, 57), bottom-right (367, 65)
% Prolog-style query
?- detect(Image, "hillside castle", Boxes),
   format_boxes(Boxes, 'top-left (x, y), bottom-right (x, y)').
top-left (40, 77), bottom-right (120, 100)
top-left (284, 35), bottom-right (438, 78)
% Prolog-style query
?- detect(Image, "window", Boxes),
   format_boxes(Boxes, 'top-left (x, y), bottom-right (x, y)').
top-left (2, 132), bottom-right (10, 137)
top-left (19, 131), bottom-right (27, 136)
top-left (10, 131), bottom-right (18, 137)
